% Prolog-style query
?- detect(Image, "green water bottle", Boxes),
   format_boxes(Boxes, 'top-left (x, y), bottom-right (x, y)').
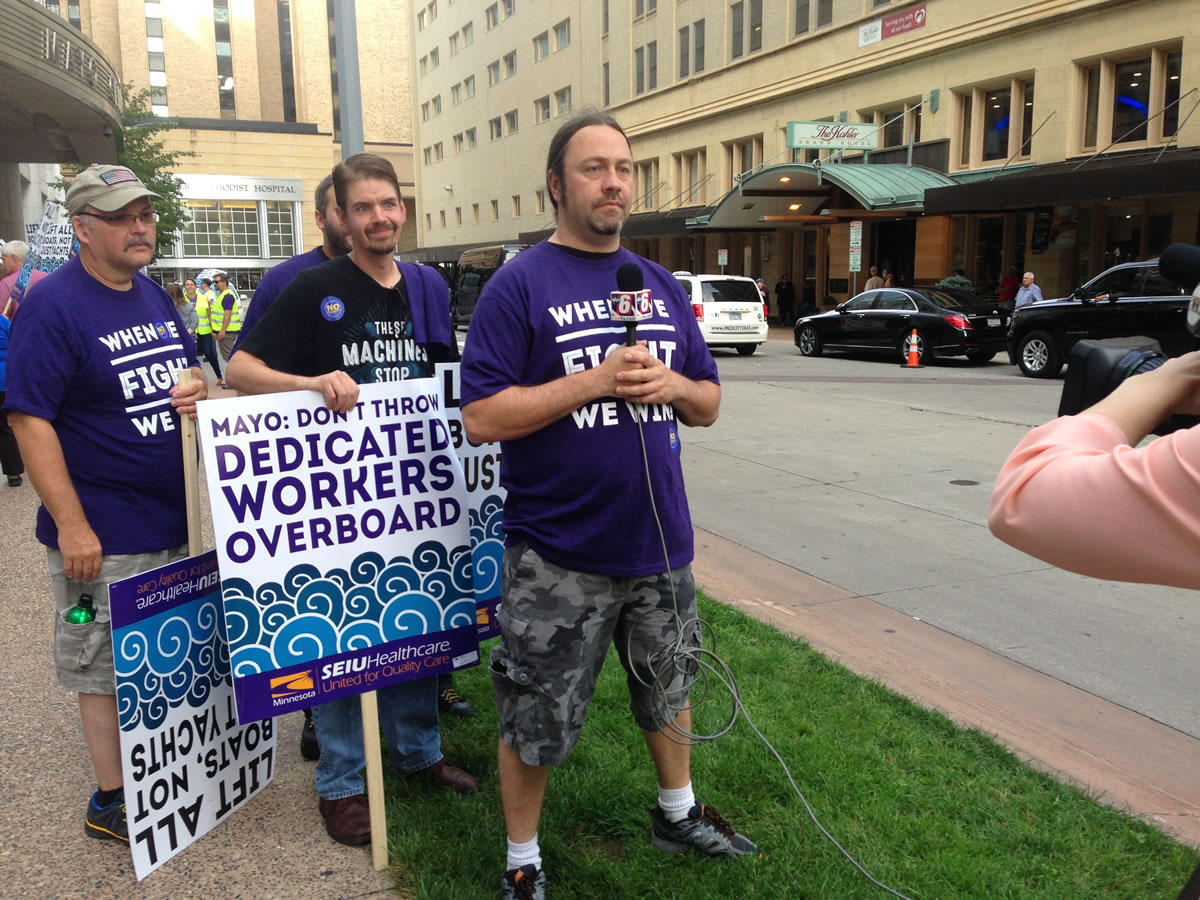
top-left (65, 593), bottom-right (96, 624)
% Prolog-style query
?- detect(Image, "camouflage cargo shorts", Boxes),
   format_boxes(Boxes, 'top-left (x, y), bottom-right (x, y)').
top-left (489, 541), bottom-right (701, 768)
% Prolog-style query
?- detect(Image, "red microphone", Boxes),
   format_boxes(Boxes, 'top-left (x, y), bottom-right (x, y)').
top-left (609, 262), bottom-right (652, 346)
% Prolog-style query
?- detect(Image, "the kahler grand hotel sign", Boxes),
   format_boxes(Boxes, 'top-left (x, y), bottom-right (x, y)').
top-left (786, 121), bottom-right (880, 151)
top-left (181, 174), bottom-right (303, 202)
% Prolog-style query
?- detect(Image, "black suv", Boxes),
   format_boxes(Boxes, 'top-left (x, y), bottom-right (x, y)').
top-left (1007, 259), bottom-right (1194, 377)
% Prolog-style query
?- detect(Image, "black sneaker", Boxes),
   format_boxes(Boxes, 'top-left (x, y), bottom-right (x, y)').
top-left (300, 708), bottom-right (319, 761)
top-left (438, 686), bottom-right (475, 717)
top-left (85, 792), bottom-right (128, 842)
top-left (501, 864), bottom-right (545, 900)
top-left (650, 803), bottom-right (758, 857)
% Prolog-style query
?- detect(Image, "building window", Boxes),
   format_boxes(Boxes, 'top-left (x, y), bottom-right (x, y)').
top-left (421, 101), bottom-right (430, 121)
top-left (453, 132), bottom-right (464, 153)
top-left (535, 95), bottom-right (551, 123)
top-left (731, 2), bottom-right (744, 60)
top-left (725, 136), bottom-right (761, 188)
top-left (451, 83), bottom-right (462, 105)
top-left (462, 22), bottom-right (473, 46)
top-left (146, 4), bottom-right (168, 117)
top-left (430, 47), bottom-right (439, 69)
top-left (534, 31), bottom-right (549, 61)
top-left (602, 0), bottom-right (609, 35)
top-left (870, 100), bottom-right (922, 149)
top-left (181, 200), bottom-right (263, 257)
top-left (450, 32), bottom-right (459, 55)
top-left (536, 189), bottom-right (546, 214)
top-left (505, 109), bottom-right (519, 133)
top-left (1080, 47), bottom-right (1181, 149)
top-left (635, 160), bottom-right (657, 210)
top-left (489, 117), bottom-right (502, 140)
top-left (485, 3), bottom-right (498, 28)
top-left (555, 86), bottom-right (571, 116)
top-left (466, 127), bottom-right (477, 148)
top-left (675, 149), bottom-right (707, 205)
top-left (504, 50), bottom-right (517, 77)
top-left (956, 77), bottom-right (1035, 168)
top-left (488, 60), bottom-right (501, 86)
top-left (425, 212), bottom-right (432, 230)
top-left (439, 210), bottom-right (446, 228)
top-left (432, 94), bottom-right (442, 116)
top-left (434, 142), bottom-right (443, 161)
top-left (423, 146), bottom-right (432, 164)
top-left (817, 0), bottom-right (832, 28)
top-left (554, 18), bottom-right (570, 50)
top-left (491, 199), bottom-right (499, 221)
top-left (264, 201), bottom-right (295, 257)
top-left (635, 47), bottom-right (645, 95)
top-left (694, 19), bottom-right (705, 72)
top-left (472, 203), bottom-right (480, 224)
top-left (647, 41), bottom-right (657, 90)
top-left (455, 207), bottom-right (462, 225)
top-left (464, 75), bottom-right (475, 99)
top-left (679, 25), bottom-right (690, 78)
top-left (214, 0), bottom-right (235, 118)
top-left (512, 194), bottom-right (521, 217)
top-left (503, 0), bottom-right (514, 16)
top-left (749, 0), bottom-right (762, 52)
top-left (795, 0), bottom-right (809, 35)
top-left (278, 0), bottom-right (297, 121)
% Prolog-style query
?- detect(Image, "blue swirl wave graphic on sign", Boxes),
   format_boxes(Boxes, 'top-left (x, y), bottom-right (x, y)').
top-left (471, 494), bottom-right (505, 602)
top-left (114, 598), bottom-right (229, 730)
top-left (226, 541), bottom-right (474, 674)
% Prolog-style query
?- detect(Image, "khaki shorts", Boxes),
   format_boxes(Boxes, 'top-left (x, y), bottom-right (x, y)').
top-left (489, 542), bottom-right (701, 768)
top-left (51, 545), bottom-right (189, 694)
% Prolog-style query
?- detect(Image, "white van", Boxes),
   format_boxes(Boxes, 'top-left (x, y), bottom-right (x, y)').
top-left (672, 272), bottom-right (768, 356)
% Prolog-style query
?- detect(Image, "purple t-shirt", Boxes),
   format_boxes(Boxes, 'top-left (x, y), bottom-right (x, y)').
top-left (233, 246), bottom-right (327, 352)
top-left (5, 256), bottom-right (199, 553)
top-left (459, 241), bottom-right (719, 577)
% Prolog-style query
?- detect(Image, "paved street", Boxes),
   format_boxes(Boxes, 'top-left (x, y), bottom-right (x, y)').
top-left (685, 327), bottom-right (1199, 740)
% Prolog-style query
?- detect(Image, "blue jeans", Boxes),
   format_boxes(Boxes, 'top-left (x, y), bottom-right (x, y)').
top-left (312, 676), bottom-right (442, 799)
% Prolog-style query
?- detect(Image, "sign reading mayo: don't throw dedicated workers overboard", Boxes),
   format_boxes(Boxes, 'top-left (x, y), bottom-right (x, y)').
top-left (197, 379), bottom-right (480, 723)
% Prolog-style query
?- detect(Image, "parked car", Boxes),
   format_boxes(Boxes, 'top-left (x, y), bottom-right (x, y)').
top-left (451, 243), bottom-right (527, 329)
top-left (1007, 259), bottom-right (1194, 377)
top-left (672, 271), bottom-right (768, 356)
top-left (793, 287), bottom-right (1009, 364)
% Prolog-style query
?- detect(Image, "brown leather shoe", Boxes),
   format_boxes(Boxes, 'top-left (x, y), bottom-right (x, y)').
top-left (420, 759), bottom-right (479, 795)
top-left (319, 794), bottom-right (370, 845)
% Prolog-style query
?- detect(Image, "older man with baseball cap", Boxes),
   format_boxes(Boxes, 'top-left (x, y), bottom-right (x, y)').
top-left (5, 163), bottom-right (207, 844)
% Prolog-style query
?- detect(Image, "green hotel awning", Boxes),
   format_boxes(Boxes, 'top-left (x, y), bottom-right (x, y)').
top-left (687, 162), bottom-right (957, 231)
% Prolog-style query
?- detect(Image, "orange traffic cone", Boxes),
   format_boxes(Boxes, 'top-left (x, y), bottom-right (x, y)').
top-left (901, 329), bottom-right (924, 368)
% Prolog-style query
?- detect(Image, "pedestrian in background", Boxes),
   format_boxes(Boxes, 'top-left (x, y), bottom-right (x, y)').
top-left (0, 310), bottom-right (24, 486)
top-left (192, 276), bottom-right (224, 387)
top-left (167, 282), bottom-right (198, 338)
top-left (864, 265), bottom-right (885, 290)
top-left (212, 271), bottom-right (242, 362)
top-left (775, 273), bottom-right (796, 325)
top-left (1014, 271), bottom-right (1044, 307)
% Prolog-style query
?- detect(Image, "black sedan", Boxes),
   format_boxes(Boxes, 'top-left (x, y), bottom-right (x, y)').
top-left (794, 287), bottom-right (1010, 364)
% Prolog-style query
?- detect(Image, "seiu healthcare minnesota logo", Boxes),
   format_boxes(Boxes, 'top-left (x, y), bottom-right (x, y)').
top-left (270, 669), bottom-right (316, 708)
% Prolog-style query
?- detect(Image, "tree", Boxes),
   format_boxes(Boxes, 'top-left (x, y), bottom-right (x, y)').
top-left (56, 85), bottom-right (195, 261)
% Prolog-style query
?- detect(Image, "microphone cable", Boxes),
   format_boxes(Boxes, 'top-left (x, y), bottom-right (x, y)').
top-left (622, 391), bottom-right (915, 900)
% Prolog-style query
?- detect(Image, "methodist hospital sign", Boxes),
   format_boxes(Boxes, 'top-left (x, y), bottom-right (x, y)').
top-left (197, 379), bottom-right (480, 722)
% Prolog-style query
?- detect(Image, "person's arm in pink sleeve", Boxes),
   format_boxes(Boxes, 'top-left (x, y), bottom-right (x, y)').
top-left (989, 349), bottom-right (1200, 589)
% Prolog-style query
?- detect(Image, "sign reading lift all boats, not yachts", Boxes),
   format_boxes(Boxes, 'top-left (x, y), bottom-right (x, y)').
top-left (786, 121), bottom-right (880, 152)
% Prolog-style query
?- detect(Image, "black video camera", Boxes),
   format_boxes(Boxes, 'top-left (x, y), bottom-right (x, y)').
top-left (1058, 243), bottom-right (1200, 436)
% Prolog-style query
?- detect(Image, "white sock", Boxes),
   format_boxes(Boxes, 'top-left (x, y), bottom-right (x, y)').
top-left (507, 834), bottom-right (542, 872)
top-left (658, 782), bottom-right (696, 823)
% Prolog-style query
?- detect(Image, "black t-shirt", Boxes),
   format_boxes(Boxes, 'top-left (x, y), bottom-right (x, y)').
top-left (238, 255), bottom-right (458, 383)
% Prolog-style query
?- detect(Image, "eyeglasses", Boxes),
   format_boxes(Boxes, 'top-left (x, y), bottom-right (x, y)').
top-left (81, 209), bottom-right (159, 228)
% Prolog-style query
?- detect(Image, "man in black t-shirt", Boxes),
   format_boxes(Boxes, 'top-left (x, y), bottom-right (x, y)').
top-left (227, 153), bottom-right (476, 848)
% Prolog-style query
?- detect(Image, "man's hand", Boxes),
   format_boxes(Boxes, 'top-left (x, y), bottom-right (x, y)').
top-left (306, 370), bottom-right (360, 413)
top-left (58, 520), bottom-right (103, 583)
top-left (169, 367), bottom-right (208, 419)
top-left (612, 343), bottom-right (685, 406)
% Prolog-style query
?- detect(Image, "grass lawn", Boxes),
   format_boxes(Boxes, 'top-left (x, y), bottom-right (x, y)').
top-left (382, 594), bottom-right (1197, 898)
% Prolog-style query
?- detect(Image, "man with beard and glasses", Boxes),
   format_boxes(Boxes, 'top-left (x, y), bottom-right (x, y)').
top-left (6, 163), bottom-right (206, 845)
top-left (226, 152), bottom-right (477, 847)
top-left (459, 112), bottom-right (757, 900)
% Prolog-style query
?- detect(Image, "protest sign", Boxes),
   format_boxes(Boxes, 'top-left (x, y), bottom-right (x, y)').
top-left (437, 363), bottom-right (504, 640)
top-left (110, 551), bottom-right (275, 880)
top-left (197, 380), bottom-right (480, 722)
